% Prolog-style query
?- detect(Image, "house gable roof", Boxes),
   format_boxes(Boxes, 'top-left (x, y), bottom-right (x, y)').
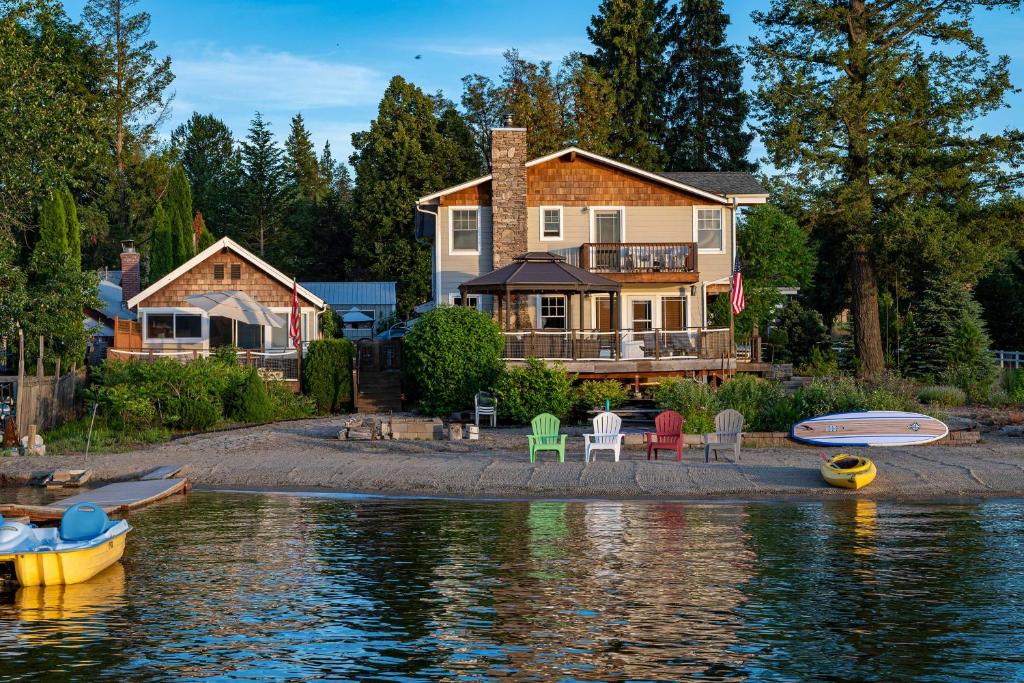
top-left (416, 146), bottom-right (765, 205)
top-left (127, 237), bottom-right (325, 309)
top-left (656, 172), bottom-right (767, 197)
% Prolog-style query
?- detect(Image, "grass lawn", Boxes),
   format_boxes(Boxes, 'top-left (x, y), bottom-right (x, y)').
top-left (41, 416), bottom-right (172, 455)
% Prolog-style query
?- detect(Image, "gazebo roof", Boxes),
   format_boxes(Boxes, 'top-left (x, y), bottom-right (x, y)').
top-left (459, 252), bottom-right (622, 294)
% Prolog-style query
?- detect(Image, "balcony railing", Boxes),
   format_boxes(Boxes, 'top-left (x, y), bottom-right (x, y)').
top-left (579, 243), bottom-right (697, 274)
top-left (502, 328), bottom-right (733, 361)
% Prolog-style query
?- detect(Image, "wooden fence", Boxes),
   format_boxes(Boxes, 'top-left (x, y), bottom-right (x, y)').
top-left (5, 370), bottom-right (82, 436)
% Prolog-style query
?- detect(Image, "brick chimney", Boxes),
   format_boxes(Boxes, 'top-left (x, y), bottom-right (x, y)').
top-left (119, 240), bottom-right (140, 305)
top-left (490, 118), bottom-right (528, 270)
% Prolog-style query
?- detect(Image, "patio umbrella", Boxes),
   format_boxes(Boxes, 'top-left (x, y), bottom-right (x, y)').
top-left (341, 307), bottom-right (373, 324)
top-left (184, 291), bottom-right (286, 328)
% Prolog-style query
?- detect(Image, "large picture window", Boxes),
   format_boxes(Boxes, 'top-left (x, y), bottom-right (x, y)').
top-left (451, 208), bottom-right (480, 253)
top-left (540, 295), bottom-right (567, 329)
top-left (147, 312), bottom-right (202, 341)
top-left (696, 208), bottom-right (723, 251)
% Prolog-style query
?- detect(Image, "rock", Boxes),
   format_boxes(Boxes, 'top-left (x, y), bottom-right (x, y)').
top-left (998, 425), bottom-right (1024, 437)
top-left (944, 416), bottom-right (979, 432)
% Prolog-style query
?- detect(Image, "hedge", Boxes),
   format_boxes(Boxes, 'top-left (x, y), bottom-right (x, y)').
top-left (303, 338), bottom-right (355, 414)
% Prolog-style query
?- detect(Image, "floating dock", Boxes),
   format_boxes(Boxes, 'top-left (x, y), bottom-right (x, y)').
top-left (0, 467), bottom-right (188, 523)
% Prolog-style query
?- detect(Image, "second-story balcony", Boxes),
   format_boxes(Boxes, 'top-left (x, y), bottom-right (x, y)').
top-left (579, 242), bottom-right (698, 283)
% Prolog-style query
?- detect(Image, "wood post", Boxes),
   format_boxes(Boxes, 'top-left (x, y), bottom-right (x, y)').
top-left (14, 327), bottom-right (24, 441)
top-left (36, 335), bottom-right (44, 378)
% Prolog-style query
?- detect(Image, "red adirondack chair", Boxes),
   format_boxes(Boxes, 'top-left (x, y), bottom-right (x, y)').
top-left (645, 410), bottom-right (685, 462)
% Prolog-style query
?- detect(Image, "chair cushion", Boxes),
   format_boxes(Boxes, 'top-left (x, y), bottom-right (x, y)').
top-left (59, 502), bottom-right (112, 542)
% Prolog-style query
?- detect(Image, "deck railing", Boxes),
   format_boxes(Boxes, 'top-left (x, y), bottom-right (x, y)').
top-left (579, 242), bottom-right (697, 274)
top-left (502, 328), bottom-right (733, 361)
top-left (994, 350), bottom-right (1024, 369)
top-left (106, 347), bottom-right (305, 380)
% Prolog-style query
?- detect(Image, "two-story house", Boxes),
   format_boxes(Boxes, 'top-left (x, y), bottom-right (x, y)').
top-left (414, 124), bottom-right (767, 383)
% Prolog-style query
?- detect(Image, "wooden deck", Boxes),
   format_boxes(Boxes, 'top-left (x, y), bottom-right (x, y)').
top-left (0, 476), bottom-right (188, 523)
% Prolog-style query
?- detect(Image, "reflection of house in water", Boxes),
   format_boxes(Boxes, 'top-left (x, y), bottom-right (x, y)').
top-left (468, 501), bottom-right (758, 680)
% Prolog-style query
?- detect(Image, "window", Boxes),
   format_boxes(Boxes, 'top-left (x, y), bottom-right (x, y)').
top-left (662, 297), bottom-right (686, 331)
top-left (541, 206), bottom-right (562, 240)
top-left (146, 312), bottom-right (202, 341)
top-left (213, 264), bottom-right (225, 280)
top-left (452, 294), bottom-right (480, 309)
top-left (237, 322), bottom-right (263, 349)
top-left (593, 209), bottom-right (622, 243)
top-left (632, 300), bottom-right (653, 332)
top-left (540, 295), bottom-right (567, 329)
top-left (595, 297), bottom-right (613, 332)
top-left (271, 323), bottom-right (289, 349)
top-left (450, 208), bottom-right (480, 253)
top-left (230, 263), bottom-right (242, 280)
top-left (174, 314), bottom-right (202, 338)
top-left (696, 208), bottom-right (723, 251)
top-left (146, 314), bottom-right (174, 340)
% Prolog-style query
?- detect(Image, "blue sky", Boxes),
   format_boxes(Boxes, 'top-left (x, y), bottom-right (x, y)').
top-left (63, 0), bottom-right (1023, 168)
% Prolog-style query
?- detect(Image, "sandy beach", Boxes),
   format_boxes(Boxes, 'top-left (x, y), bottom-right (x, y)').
top-left (2, 415), bottom-right (1023, 501)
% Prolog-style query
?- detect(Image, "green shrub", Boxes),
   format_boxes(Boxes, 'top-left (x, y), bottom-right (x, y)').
top-left (758, 395), bottom-right (801, 432)
top-left (98, 383), bottom-right (158, 429)
top-left (917, 385), bottom-right (967, 408)
top-left (575, 380), bottom-right (629, 413)
top-left (233, 368), bottom-right (275, 423)
top-left (403, 306), bottom-right (504, 417)
top-left (303, 338), bottom-right (355, 414)
top-left (792, 376), bottom-right (914, 419)
top-left (210, 344), bottom-right (240, 365)
top-left (653, 378), bottom-right (719, 434)
top-left (268, 381), bottom-right (316, 420)
top-left (797, 347), bottom-right (840, 377)
top-left (1003, 369), bottom-right (1024, 405)
top-left (171, 392), bottom-right (221, 431)
top-left (717, 375), bottom-right (788, 432)
top-left (493, 358), bottom-right (575, 424)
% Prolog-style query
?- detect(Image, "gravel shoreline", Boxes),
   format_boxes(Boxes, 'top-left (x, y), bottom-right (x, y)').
top-left (2, 415), bottom-right (1024, 501)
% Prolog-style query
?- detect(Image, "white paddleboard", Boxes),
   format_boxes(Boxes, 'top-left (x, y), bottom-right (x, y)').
top-left (790, 411), bottom-right (948, 447)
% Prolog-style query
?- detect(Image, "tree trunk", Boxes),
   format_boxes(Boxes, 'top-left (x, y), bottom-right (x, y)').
top-left (850, 243), bottom-right (885, 377)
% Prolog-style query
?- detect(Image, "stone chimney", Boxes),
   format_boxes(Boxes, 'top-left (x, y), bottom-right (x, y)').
top-left (119, 240), bottom-right (140, 305)
top-left (490, 119), bottom-right (528, 270)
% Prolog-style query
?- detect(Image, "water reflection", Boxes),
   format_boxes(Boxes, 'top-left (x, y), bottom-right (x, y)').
top-left (0, 494), bottom-right (1022, 681)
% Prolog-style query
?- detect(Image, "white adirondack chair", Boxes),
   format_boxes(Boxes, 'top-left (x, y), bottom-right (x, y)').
top-left (475, 392), bottom-right (497, 427)
top-left (704, 409), bottom-right (745, 463)
top-left (585, 411), bottom-right (624, 462)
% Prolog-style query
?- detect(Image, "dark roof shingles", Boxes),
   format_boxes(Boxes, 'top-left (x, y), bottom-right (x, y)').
top-left (657, 171), bottom-right (767, 197)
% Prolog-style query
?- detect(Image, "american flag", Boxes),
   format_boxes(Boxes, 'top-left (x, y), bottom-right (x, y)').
top-left (289, 280), bottom-right (302, 348)
top-left (731, 256), bottom-right (745, 316)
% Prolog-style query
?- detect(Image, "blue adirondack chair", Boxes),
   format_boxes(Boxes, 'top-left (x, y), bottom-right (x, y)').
top-left (528, 413), bottom-right (566, 463)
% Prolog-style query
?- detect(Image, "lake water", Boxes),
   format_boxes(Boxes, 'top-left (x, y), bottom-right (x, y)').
top-left (2, 493), bottom-right (1024, 681)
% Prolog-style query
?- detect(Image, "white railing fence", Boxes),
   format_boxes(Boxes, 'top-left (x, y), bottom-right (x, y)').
top-left (994, 350), bottom-right (1024, 369)
top-left (106, 348), bottom-right (304, 380)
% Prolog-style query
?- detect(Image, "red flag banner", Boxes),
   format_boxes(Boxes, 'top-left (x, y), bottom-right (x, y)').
top-left (289, 280), bottom-right (301, 349)
top-left (731, 256), bottom-right (745, 316)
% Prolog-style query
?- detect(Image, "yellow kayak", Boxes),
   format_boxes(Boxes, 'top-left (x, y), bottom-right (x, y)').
top-left (820, 454), bottom-right (877, 490)
top-left (0, 503), bottom-right (130, 587)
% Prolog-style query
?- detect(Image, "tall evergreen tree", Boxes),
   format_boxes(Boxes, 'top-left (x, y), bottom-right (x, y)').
top-left (31, 192), bottom-right (70, 275)
top-left (194, 211), bottom-right (215, 250)
top-left (149, 202), bottom-right (173, 280)
top-left (83, 0), bottom-right (174, 237)
top-left (559, 53), bottom-right (616, 156)
top-left (171, 112), bottom-right (241, 238)
top-left (239, 112), bottom-right (288, 258)
top-left (586, 0), bottom-right (668, 169)
top-left (165, 165), bottom-right (193, 265)
top-left (499, 50), bottom-right (565, 157)
top-left (60, 187), bottom-right (81, 271)
top-left (0, 229), bottom-right (28, 347)
top-left (749, 0), bottom-right (1024, 377)
top-left (284, 113), bottom-right (323, 202)
top-left (350, 76), bottom-right (481, 314)
top-left (662, 0), bottom-right (753, 171)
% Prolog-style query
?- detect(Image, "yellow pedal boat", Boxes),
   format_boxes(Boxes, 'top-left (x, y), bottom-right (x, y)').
top-left (0, 503), bottom-right (130, 587)
top-left (820, 454), bottom-right (877, 490)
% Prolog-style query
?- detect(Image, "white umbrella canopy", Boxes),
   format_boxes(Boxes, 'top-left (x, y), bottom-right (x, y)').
top-left (184, 291), bottom-right (287, 328)
top-left (341, 307), bottom-right (373, 324)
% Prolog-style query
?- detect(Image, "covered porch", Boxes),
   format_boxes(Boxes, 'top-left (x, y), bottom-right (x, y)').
top-left (458, 252), bottom-right (734, 366)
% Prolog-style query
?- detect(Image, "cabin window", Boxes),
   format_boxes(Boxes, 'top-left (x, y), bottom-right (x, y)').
top-left (696, 208), bottom-right (723, 251)
top-left (174, 314), bottom-right (202, 338)
top-left (271, 323), bottom-right (289, 349)
top-left (450, 208), bottom-right (480, 253)
top-left (146, 312), bottom-right (201, 341)
top-left (237, 322), bottom-right (263, 349)
top-left (213, 263), bottom-right (225, 280)
top-left (146, 314), bottom-right (174, 340)
top-left (661, 297), bottom-right (686, 331)
top-left (541, 206), bottom-right (562, 240)
top-left (632, 300), bottom-right (653, 332)
top-left (540, 295), bottom-right (567, 330)
top-left (230, 263), bottom-right (242, 280)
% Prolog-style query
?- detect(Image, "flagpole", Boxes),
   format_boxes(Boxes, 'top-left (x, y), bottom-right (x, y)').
top-left (294, 279), bottom-right (304, 391)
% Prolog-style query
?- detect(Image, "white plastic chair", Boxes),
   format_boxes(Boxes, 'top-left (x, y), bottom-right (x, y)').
top-left (585, 411), bottom-right (624, 462)
top-left (475, 392), bottom-right (497, 427)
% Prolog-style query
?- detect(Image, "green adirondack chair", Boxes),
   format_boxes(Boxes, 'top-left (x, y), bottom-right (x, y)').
top-left (528, 413), bottom-right (567, 463)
